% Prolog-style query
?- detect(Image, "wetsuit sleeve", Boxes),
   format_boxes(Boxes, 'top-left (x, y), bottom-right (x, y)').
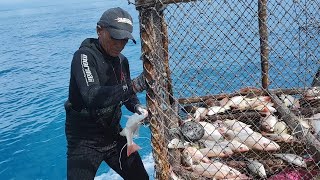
top-left (71, 50), bottom-right (133, 108)
top-left (122, 57), bottom-right (140, 113)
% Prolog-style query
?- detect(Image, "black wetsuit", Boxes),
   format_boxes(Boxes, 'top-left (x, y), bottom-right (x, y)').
top-left (65, 38), bottom-right (148, 180)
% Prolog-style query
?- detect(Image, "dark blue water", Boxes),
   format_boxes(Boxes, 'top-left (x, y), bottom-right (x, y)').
top-left (0, 1), bottom-right (154, 179)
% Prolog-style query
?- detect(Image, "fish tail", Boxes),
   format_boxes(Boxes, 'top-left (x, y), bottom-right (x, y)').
top-left (127, 142), bottom-right (141, 157)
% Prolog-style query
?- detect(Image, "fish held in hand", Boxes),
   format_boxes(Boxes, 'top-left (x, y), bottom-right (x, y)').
top-left (120, 112), bottom-right (148, 156)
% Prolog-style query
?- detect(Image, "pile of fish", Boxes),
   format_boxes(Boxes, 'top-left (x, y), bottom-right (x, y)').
top-left (168, 88), bottom-right (320, 179)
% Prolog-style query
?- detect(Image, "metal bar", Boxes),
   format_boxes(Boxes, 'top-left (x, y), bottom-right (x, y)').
top-left (136, 6), bottom-right (175, 179)
top-left (258, 0), bottom-right (269, 89)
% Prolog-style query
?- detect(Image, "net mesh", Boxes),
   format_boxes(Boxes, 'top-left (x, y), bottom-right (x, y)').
top-left (132, 0), bottom-right (320, 179)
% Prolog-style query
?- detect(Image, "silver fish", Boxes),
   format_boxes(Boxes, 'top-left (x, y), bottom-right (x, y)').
top-left (199, 121), bottom-right (226, 141)
top-left (263, 133), bottom-right (296, 143)
top-left (207, 106), bottom-right (228, 115)
top-left (305, 113), bottom-right (320, 135)
top-left (254, 104), bottom-right (277, 114)
top-left (193, 107), bottom-right (208, 121)
top-left (224, 119), bottom-right (254, 134)
top-left (167, 138), bottom-right (189, 149)
top-left (120, 112), bottom-right (148, 156)
top-left (224, 130), bottom-right (280, 151)
top-left (279, 94), bottom-right (300, 109)
top-left (273, 121), bottom-right (289, 134)
top-left (191, 162), bottom-right (244, 179)
top-left (247, 159), bottom-right (267, 178)
top-left (273, 153), bottom-right (307, 168)
top-left (183, 146), bottom-right (210, 164)
top-left (260, 114), bottom-right (278, 132)
top-left (202, 139), bottom-right (250, 153)
top-left (199, 146), bottom-right (234, 157)
top-left (304, 87), bottom-right (320, 100)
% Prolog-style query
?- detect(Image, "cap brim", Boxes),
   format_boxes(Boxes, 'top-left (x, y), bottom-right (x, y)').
top-left (107, 27), bottom-right (136, 44)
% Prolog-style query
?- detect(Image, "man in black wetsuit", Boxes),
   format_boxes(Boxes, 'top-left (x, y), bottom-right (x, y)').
top-left (65, 7), bottom-right (149, 180)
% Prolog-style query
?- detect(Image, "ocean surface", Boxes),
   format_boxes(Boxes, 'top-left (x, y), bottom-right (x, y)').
top-left (0, 0), bottom-right (154, 179)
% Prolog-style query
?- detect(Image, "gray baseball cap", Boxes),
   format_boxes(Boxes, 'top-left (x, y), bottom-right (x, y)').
top-left (97, 7), bottom-right (136, 44)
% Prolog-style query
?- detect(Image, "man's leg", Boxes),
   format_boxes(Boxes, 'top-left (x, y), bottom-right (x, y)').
top-left (67, 145), bottom-right (103, 180)
top-left (104, 137), bottom-right (149, 180)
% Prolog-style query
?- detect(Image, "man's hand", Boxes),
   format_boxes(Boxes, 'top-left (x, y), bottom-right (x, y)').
top-left (135, 104), bottom-right (148, 116)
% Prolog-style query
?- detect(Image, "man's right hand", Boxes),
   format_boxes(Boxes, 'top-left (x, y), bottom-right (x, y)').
top-left (135, 104), bottom-right (148, 116)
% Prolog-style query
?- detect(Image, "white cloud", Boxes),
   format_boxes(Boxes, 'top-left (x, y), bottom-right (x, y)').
top-left (94, 153), bottom-right (154, 180)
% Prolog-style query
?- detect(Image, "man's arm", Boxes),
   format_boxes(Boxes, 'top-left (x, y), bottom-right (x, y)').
top-left (71, 50), bottom-right (134, 109)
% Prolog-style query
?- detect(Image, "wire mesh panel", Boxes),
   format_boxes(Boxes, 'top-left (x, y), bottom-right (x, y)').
top-left (134, 0), bottom-right (320, 179)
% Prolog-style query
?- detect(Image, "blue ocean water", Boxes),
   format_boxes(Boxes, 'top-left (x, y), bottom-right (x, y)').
top-left (0, 0), bottom-right (154, 179)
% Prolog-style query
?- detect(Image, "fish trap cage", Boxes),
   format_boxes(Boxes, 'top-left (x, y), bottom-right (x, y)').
top-left (132, 0), bottom-right (320, 179)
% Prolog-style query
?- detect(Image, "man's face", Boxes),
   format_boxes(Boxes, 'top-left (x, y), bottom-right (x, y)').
top-left (98, 29), bottom-right (128, 57)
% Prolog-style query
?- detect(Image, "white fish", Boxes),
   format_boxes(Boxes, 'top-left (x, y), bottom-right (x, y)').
top-left (274, 121), bottom-right (289, 134)
top-left (273, 153), bottom-right (307, 168)
top-left (199, 146), bottom-right (234, 157)
top-left (304, 87), bottom-right (320, 100)
top-left (297, 117), bottom-right (311, 129)
top-left (120, 112), bottom-right (148, 156)
top-left (224, 119), bottom-right (254, 134)
top-left (182, 146), bottom-right (210, 164)
top-left (168, 138), bottom-right (189, 149)
top-left (254, 104), bottom-right (277, 114)
top-left (202, 139), bottom-right (250, 153)
top-left (231, 96), bottom-right (272, 110)
top-left (181, 148), bottom-right (193, 167)
top-left (279, 94), bottom-right (300, 109)
top-left (224, 130), bottom-right (280, 151)
top-left (219, 139), bottom-right (250, 152)
top-left (191, 162), bottom-right (244, 179)
top-left (222, 96), bottom-right (245, 110)
top-left (199, 121), bottom-right (225, 141)
top-left (207, 106), bottom-right (228, 115)
top-left (305, 113), bottom-right (320, 135)
top-left (193, 107), bottom-right (208, 121)
top-left (247, 159), bottom-right (267, 178)
top-left (263, 133), bottom-right (296, 143)
top-left (261, 114), bottom-right (278, 132)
